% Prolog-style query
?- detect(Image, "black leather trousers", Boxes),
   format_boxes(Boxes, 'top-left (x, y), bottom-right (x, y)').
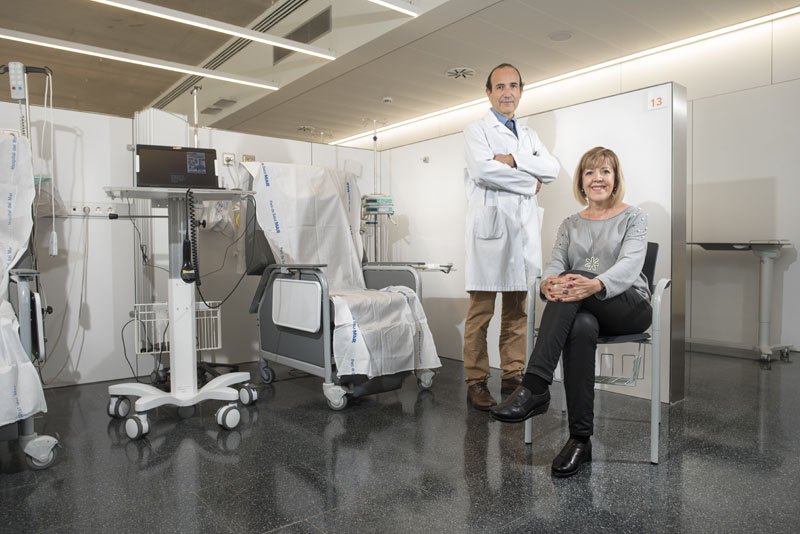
top-left (526, 270), bottom-right (652, 436)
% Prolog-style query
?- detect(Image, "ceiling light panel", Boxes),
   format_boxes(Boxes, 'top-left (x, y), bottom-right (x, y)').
top-left (0, 28), bottom-right (279, 90)
top-left (367, 0), bottom-right (420, 18)
top-left (90, 0), bottom-right (336, 60)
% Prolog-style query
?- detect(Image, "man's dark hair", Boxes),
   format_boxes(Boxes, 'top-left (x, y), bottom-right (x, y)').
top-left (485, 63), bottom-right (524, 91)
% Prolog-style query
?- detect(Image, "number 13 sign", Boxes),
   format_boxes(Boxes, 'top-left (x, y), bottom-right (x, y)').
top-left (647, 87), bottom-right (670, 111)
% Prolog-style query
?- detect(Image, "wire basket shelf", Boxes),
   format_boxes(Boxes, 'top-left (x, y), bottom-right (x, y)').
top-left (133, 301), bottom-right (221, 355)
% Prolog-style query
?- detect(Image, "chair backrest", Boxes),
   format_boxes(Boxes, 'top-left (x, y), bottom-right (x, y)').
top-left (642, 242), bottom-right (658, 296)
top-left (244, 162), bottom-right (366, 290)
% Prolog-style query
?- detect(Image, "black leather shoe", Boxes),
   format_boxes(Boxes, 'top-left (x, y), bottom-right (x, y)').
top-left (489, 386), bottom-right (550, 423)
top-left (551, 438), bottom-right (592, 478)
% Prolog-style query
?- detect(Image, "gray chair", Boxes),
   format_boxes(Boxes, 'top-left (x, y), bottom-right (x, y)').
top-left (244, 197), bottom-right (438, 410)
top-left (523, 242), bottom-right (670, 464)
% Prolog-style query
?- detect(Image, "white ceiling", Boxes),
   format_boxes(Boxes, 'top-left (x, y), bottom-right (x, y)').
top-left (2, 0), bottom-right (798, 143)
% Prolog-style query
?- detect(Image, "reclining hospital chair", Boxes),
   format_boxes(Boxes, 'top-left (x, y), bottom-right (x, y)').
top-left (241, 162), bottom-right (443, 410)
top-left (0, 132), bottom-right (59, 469)
top-left (524, 242), bottom-right (670, 464)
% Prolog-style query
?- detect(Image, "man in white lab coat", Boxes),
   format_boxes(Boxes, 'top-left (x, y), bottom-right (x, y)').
top-left (462, 63), bottom-right (560, 410)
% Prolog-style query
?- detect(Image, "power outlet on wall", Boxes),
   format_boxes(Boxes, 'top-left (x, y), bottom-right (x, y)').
top-left (242, 154), bottom-right (256, 162)
top-left (66, 202), bottom-right (120, 217)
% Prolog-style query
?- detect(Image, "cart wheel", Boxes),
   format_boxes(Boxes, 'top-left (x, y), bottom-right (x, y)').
top-left (239, 384), bottom-right (258, 406)
top-left (326, 395), bottom-right (348, 411)
top-left (216, 404), bottom-right (241, 430)
top-left (25, 447), bottom-right (58, 470)
top-left (259, 360), bottom-right (274, 384)
top-left (108, 396), bottom-right (131, 419)
top-left (760, 358), bottom-right (772, 371)
top-left (177, 405), bottom-right (196, 419)
top-left (125, 414), bottom-right (149, 440)
top-left (780, 348), bottom-right (791, 362)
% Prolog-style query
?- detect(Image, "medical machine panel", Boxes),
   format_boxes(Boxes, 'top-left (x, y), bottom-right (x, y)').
top-left (8, 62), bottom-right (25, 99)
top-left (135, 144), bottom-right (220, 189)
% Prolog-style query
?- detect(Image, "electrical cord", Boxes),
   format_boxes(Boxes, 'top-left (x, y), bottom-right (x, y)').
top-left (41, 214), bottom-right (90, 385)
top-left (194, 194), bottom-right (258, 309)
top-left (202, 211), bottom-right (251, 277)
top-left (125, 197), bottom-right (168, 273)
top-left (154, 320), bottom-right (169, 384)
top-left (120, 318), bottom-right (139, 382)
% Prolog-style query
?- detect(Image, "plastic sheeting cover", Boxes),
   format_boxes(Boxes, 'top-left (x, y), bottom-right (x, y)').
top-left (244, 162), bottom-right (440, 378)
top-left (0, 133), bottom-right (47, 427)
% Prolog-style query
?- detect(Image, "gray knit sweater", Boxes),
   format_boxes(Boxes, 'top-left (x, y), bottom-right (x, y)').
top-left (542, 206), bottom-right (649, 300)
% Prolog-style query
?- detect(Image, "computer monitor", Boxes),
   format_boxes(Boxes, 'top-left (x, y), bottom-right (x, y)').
top-left (135, 144), bottom-right (220, 189)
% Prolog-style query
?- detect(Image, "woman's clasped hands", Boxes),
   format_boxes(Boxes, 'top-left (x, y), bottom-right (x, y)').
top-left (543, 274), bottom-right (603, 302)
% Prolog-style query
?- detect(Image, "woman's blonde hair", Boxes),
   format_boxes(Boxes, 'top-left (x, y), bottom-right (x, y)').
top-left (572, 146), bottom-right (626, 207)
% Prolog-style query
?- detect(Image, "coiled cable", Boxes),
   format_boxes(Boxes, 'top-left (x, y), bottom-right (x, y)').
top-left (185, 188), bottom-right (201, 286)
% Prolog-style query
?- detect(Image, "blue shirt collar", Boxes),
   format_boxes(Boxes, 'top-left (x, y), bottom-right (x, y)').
top-left (490, 107), bottom-right (516, 127)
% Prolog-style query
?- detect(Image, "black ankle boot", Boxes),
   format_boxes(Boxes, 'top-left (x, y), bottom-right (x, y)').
top-left (551, 437), bottom-right (592, 478)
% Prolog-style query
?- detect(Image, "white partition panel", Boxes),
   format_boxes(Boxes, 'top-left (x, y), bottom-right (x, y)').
top-left (527, 83), bottom-right (685, 403)
top-left (388, 83), bottom-right (686, 402)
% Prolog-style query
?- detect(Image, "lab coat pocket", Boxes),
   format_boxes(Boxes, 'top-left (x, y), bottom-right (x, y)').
top-left (474, 206), bottom-right (504, 240)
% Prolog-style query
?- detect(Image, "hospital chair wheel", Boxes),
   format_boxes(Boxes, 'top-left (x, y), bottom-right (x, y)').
top-left (326, 395), bottom-right (348, 411)
top-left (259, 361), bottom-right (275, 384)
top-left (238, 384), bottom-right (258, 406)
top-left (125, 414), bottom-right (150, 440)
top-left (177, 405), bottom-right (196, 419)
top-left (25, 447), bottom-right (57, 470)
top-left (216, 404), bottom-right (241, 430)
top-left (108, 396), bottom-right (131, 419)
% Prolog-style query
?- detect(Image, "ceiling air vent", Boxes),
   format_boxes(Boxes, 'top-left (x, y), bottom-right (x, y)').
top-left (201, 107), bottom-right (223, 115)
top-left (153, 0), bottom-right (309, 109)
top-left (446, 67), bottom-right (476, 80)
top-left (274, 6), bottom-right (331, 64)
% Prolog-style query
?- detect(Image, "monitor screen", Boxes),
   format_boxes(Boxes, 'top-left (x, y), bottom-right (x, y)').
top-left (136, 145), bottom-right (220, 189)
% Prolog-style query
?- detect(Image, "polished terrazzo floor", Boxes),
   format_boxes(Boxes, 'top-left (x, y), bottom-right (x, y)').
top-left (2, 351), bottom-right (799, 533)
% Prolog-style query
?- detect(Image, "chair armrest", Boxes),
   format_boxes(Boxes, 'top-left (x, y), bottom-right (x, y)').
top-left (651, 278), bottom-right (671, 333)
top-left (526, 277), bottom-right (542, 357)
top-left (364, 262), bottom-right (454, 274)
top-left (362, 264), bottom-right (422, 295)
top-left (248, 263), bottom-right (329, 314)
top-left (364, 261), bottom-right (426, 266)
top-left (268, 263), bottom-right (327, 273)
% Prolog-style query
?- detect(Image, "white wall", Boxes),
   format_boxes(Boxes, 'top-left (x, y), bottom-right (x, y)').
top-left (0, 102), bottom-right (373, 386)
top-left (365, 13), bottom-right (800, 359)
top-left (0, 105), bottom-right (137, 387)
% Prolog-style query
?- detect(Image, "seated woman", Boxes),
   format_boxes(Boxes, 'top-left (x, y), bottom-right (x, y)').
top-left (490, 146), bottom-right (652, 478)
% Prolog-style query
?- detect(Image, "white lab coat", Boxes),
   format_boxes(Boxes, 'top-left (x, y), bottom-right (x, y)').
top-left (463, 110), bottom-right (560, 291)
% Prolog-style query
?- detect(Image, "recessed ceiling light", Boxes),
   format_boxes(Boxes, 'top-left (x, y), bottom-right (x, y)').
top-left (367, 0), bottom-right (419, 18)
top-left (0, 27), bottom-right (279, 90)
top-left (446, 67), bottom-right (475, 79)
top-left (547, 30), bottom-right (573, 42)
